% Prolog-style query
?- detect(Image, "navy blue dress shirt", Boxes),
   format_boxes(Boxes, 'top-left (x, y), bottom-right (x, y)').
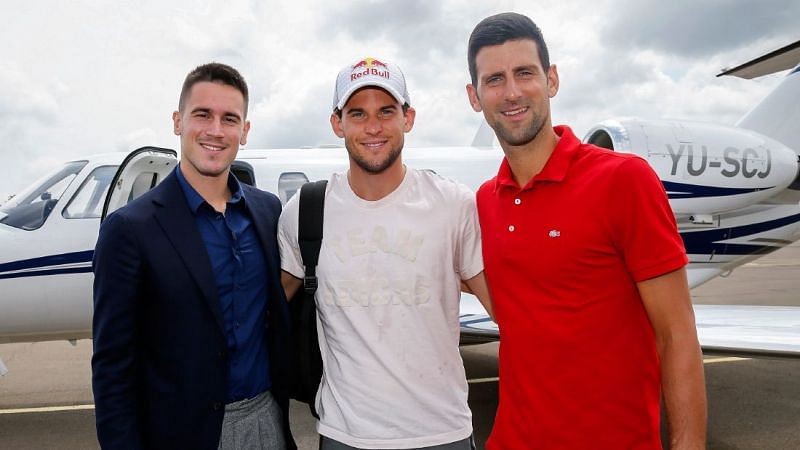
top-left (176, 166), bottom-right (270, 403)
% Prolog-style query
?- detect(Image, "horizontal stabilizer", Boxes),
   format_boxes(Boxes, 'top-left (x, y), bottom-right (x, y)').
top-left (718, 40), bottom-right (800, 79)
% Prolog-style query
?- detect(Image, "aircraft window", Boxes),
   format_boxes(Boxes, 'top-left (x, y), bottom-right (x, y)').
top-left (278, 172), bottom-right (309, 205)
top-left (0, 161), bottom-right (87, 230)
top-left (63, 165), bottom-right (118, 219)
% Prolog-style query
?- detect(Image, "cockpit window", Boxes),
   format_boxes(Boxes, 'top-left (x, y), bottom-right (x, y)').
top-left (63, 165), bottom-right (117, 219)
top-left (0, 161), bottom-right (88, 230)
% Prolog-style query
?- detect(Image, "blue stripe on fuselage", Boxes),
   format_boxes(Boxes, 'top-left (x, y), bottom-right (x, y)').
top-left (681, 213), bottom-right (800, 256)
top-left (0, 250), bottom-right (94, 276)
top-left (3, 211), bottom-right (800, 281)
top-left (0, 266), bottom-right (93, 280)
top-left (663, 181), bottom-right (773, 199)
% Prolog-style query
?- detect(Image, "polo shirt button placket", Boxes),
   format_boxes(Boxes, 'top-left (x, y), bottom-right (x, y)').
top-left (514, 198), bottom-right (521, 205)
top-left (508, 225), bottom-right (515, 232)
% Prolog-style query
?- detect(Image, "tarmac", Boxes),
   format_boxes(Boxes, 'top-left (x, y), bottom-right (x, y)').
top-left (0, 241), bottom-right (798, 449)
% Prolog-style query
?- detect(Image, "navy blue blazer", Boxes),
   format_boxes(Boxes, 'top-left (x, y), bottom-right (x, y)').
top-left (92, 170), bottom-right (295, 449)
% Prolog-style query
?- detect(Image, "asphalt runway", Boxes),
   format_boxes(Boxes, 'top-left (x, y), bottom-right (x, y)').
top-left (1, 242), bottom-right (798, 449)
top-left (692, 240), bottom-right (800, 307)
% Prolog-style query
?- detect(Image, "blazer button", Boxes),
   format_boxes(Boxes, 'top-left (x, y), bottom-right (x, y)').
top-left (213, 402), bottom-right (223, 411)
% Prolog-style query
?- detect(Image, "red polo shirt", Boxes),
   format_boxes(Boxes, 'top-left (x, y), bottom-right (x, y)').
top-left (478, 126), bottom-right (687, 449)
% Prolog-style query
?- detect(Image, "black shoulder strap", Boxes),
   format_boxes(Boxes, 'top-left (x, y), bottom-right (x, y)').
top-left (298, 180), bottom-right (328, 294)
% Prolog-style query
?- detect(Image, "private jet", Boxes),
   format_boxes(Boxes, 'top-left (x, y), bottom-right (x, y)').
top-left (2, 41), bottom-right (800, 376)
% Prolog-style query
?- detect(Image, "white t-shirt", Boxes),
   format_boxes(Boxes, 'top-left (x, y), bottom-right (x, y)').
top-left (278, 168), bottom-right (483, 449)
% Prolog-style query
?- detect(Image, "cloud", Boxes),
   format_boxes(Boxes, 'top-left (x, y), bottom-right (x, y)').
top-left (0, 64), bottom-right (61, 125)
top-left (603, 0), bottom-right (800, 58)
top-left (248, 81), bottom-right (336, 148)
top-left (0, 0), bottom-right (797, 199)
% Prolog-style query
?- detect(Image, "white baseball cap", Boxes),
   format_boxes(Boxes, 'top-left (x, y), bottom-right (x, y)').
top-left (332, 57), bottom-right (411, 111)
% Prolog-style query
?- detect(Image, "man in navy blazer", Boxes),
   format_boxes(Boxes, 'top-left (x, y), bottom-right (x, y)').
top-left (92, 63), bottom-right (295, 449)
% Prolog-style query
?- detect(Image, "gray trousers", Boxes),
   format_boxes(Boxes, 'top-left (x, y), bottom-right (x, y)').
top-left (218, 390), bottom-right (286, 450)
top-left (319, 435), bottom-right (475, 450)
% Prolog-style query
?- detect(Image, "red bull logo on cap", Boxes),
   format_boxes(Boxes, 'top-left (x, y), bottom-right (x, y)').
top-left (351, 57), bottom-right (390, 81)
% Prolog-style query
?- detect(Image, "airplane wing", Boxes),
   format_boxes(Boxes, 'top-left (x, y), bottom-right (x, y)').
top-left (694, 305), bottom-right (800, 358)
top-left (459, 300), bottom-right (800, 358)
top-left (717, 40), bottom-right (800, 79)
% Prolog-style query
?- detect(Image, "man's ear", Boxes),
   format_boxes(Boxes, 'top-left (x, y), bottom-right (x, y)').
top-left (172, 111), bottom-right (182, 135)
top-left (547, 64), bottom-right (559, 98)
top-left (240, 120), bottom-right (251, 146)
top-left (403, 107), bottom-right (416, 133)
top-left (466, 84), bottom-right (482, 112)
top-left (330, 113), bottom-right (345, 138)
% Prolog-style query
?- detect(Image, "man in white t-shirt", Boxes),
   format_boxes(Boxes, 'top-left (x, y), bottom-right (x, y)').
top-left (278, 57), bottom-right (493, 450)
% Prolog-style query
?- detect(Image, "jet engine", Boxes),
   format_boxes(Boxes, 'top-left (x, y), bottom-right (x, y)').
top-left (584, 119), bottom-right (800, 216)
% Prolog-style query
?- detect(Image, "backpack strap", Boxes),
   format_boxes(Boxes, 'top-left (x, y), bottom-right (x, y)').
top-left (298, 180), bottom-right (328, 294)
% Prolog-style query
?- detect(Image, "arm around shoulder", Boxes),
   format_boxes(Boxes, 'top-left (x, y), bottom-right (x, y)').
top-left (277, 193), bottom-right (306, 299)
top-left (462, 271), bottom-right (493, 319)
top-left (281, 270), bottom-right (303, 300)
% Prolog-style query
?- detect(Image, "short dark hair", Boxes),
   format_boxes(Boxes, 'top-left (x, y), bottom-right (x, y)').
top-left (178, 62), bottom-right (249, 115)
top-left (467, 12), bottom-right (550, 87)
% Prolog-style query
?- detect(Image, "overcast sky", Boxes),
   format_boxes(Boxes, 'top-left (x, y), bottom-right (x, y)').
top-left (1, 0), bottom-right (798, 199)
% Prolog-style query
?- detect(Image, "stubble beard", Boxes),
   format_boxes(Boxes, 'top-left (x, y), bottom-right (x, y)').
top-left (183, 153), bottom-right (232, 179)
top-left (491, 109), bottom-right (547, 148)
top-left (182, 137), bottom-right (236, 178)
top-left (195, 165), bottom-right (229, 177)
top-left (346, 141), bottom-right (403, 175)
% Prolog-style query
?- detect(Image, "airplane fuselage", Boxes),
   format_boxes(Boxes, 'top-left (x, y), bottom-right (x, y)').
top-left (1, 132), bottom-right (798, 344)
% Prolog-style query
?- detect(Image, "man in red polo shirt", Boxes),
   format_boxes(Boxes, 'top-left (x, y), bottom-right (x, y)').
top-left (465, 13), bottom-right (707, 449)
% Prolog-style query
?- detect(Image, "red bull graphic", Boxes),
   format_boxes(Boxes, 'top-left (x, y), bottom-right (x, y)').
top-left (351, 57), bottom-right (391, 81)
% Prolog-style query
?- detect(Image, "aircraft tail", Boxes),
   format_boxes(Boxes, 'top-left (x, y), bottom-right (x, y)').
top-left (719, 40), bottom-right (800, 153)
top-left (471, 121), bottom-right (496, 148)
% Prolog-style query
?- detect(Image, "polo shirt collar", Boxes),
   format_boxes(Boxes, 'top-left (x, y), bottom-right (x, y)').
top-left (175, 165), bottom-right (245, 214)
top-left (494, 125), bottom-right (582, 192)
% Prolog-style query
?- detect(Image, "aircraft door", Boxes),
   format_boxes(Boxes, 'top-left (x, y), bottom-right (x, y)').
top-left (101, 147), bottom-right (177, 221)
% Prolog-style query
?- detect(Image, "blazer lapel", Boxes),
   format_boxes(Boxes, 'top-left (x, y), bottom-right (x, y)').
top-left (151, 173), bottom-right (226, 333)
